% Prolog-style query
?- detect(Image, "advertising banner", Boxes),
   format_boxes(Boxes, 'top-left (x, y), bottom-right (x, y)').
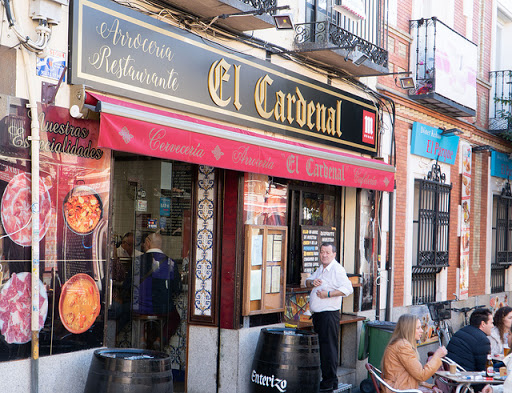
top-left (459, 141), bottom-right (471, 300)
top-left (0, 97), bottom-right (110, 359)
top-left (491, 151), bottom-right (512, 179)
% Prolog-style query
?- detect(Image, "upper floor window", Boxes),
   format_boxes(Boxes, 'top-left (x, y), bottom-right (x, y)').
top-left (412, 0), bottom-right (454, 27)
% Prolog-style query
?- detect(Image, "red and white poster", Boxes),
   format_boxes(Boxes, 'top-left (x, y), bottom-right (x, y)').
top-left (0, 101), bottom-right (110, 351)
top-left (459, 141), bottom-right (471, 300)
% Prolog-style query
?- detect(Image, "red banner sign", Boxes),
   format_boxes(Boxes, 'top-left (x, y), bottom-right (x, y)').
top-left (95, 95), bottom-right (394, 192)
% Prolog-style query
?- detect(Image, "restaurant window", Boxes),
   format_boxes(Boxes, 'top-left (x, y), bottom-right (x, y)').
top-left (491, 185), bottom-right (512, 293)
top-left (412, 163), bottom-right (451, 304)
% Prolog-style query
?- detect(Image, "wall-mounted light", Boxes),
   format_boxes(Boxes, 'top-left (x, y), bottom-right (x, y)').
top-left (352, 50), bottom-right (369, 66)
top-left (399, 77), bottom-right (415, 89)
top-left (273, 14), bottom-right (294, 30)
top-left (440, 128), bottom-right (463, 136)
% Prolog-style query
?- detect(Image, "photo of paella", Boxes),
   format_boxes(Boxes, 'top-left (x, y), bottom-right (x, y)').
top-left (63, 186), bottom-right (102, 234)
top-left (59, 273), bottom-right (100, 334)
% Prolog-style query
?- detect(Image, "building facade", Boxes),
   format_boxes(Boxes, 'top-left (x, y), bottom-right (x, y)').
top-left (0, 0), bottom-right (396, 392)
top-left (2, 0), bottom-right (512, 392)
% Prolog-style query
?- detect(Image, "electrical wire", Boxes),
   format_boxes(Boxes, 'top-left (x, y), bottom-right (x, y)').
top-left (2, 0), bottom-right (52, 53)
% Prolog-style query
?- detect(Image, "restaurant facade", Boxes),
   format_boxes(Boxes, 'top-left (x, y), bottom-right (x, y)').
top-left (0, 0), bottom-right (395, 391)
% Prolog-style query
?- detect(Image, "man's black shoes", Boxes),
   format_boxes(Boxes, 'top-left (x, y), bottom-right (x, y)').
top-left (319, 379), bottom-right (338, 393)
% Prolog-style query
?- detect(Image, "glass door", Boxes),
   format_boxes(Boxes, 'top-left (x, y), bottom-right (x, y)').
top-left (108, 153), bottom-right (192, 392)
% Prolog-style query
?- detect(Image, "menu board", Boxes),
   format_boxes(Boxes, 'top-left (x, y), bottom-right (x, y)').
top-left (170, 163), bottom-right (192, 236)
top-left (301, 226), bottom-right (336, 273)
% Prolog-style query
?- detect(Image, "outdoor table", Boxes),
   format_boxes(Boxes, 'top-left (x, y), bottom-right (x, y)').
top-left (434, 371), bottom-right (505, 393)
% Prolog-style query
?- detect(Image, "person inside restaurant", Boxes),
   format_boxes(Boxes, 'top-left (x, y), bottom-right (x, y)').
top-left (446, 308), bottom-right (493, 372)
top-left (381, 314), bottom-right (447, 392)
top-left (133, 232), bottom-right (181, 348)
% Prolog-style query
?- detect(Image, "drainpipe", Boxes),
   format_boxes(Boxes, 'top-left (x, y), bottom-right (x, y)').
top-left (22, 46), bottom-right (41, 393)
top-left (3, 0), bottom-right (52, 391)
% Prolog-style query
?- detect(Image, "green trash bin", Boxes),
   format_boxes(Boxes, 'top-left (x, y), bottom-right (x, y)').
top-left (359, 320), bottom-right (396, 393)
top-left (367, 320), bottom-right (396, 368)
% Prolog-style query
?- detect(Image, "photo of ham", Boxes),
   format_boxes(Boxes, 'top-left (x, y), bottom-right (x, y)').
top-left (0, 172), bottom-right (52, 246)
top-left (0, 272), bottom-right (48, 344)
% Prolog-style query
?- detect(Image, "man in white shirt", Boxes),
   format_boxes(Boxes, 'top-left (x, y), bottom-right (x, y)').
top-left (305, 242), bottom-right (354, 393)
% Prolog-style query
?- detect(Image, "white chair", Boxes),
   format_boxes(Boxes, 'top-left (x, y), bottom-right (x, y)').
top-left (433, 357), bottom-right (468, 393)
top-left (365, 363), bottom-right (423, 393)
top-left (440, 357), bottom-right (466, 372)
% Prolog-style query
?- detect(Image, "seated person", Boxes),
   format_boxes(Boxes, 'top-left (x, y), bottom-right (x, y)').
top-left (446, 308), bottom-right (493, 372)
top-left (116, 232), bottom-right (143, 260)
top-left (482, 352), bottom-right (512, 393)
top-left (489, 306), bottom-right (512, 356)
top-left (382, 314), bottom-right (447, 393)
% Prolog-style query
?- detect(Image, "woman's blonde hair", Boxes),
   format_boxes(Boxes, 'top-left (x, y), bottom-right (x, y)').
top-left (388, 314), bottom-right (419, 348)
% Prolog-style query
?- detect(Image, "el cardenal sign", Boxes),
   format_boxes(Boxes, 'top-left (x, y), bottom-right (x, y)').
top-left (69, 0), bottom-right (378, 155)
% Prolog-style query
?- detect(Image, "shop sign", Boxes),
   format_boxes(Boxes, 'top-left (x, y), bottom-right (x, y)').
top-left (96, 96), bottom-right (394, 192)
top-left (410, 122), bottom-right (459, 165)
top-left (491, 151), bottom-right (512, 179)
top-left (69, 0), bottom-right (378, 155)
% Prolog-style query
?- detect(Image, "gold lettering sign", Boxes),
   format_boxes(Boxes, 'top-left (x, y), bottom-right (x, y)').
top-left (207, 58), bottom-right (242, 110)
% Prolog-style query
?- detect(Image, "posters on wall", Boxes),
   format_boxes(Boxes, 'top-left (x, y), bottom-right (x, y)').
top-left (459, 142), bottom-right (471, 300)
top-left (0, 97), bottom-right (110, 359)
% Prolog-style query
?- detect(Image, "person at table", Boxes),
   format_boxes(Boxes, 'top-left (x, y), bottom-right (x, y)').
top-left (381, 314), bottom-right (447, 393)
top-left (482, 352), bottom-right (512, 393)
top-left (305, 242), bottom-right (354, 393)
top-left (446, 308), bottom-right (493, 372)
top-left (489, 306), bottom-right (512, 357)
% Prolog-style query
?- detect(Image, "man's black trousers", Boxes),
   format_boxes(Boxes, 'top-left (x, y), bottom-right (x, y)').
top-left (312, 310), bottom-right (340, 385)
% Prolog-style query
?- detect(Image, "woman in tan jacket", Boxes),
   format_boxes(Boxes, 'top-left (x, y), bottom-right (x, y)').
top-left (381, 314), bottom-right (448, 392)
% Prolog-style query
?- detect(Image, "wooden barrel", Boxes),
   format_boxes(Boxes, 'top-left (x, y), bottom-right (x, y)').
top-left (84, 348), bottom-right (173, 393)
top-left (250, 328), bottom-right (320, 393)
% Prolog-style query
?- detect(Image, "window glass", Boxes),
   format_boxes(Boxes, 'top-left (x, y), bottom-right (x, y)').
top-left (108, 155), bottom-right (191, 388)
top-left (302, 192), bottom-right (335, 227)
top-left (243, 173), bottom-right (288, 226)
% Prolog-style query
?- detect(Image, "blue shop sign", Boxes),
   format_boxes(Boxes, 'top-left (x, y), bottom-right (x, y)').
top-left (410, 122), bottom-right (459, 165)
top-left (491, 151), bottom-right (512, 179)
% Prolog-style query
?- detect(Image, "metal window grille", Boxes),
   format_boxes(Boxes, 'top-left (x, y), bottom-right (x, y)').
top-left (489, 70), bottom-right (512, 133)
top-left (491, 265), bottom-right (506, 294)
top-left (412, 267), bottom-right (438, 305)
top-left (412, 163), bottom-right (451, 305)
top-left (491, 185), bottom-right (512, 293)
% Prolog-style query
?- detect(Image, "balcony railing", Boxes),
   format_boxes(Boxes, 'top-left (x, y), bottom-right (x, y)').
top-left (240, 0), bottom-right (276, 12)
top-left (158, 0), bottom-right (276, 31)
top-left (489, 70), bottom-right (512, 134)
top-left (292, 0), bottom-right (388, 75)
top-left (408, 17), bottom-right (477, 118)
